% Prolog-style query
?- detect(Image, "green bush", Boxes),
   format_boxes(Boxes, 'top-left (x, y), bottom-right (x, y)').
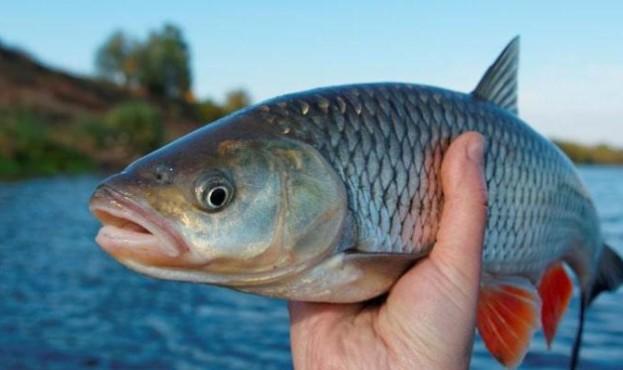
top-left (104, 101), bottom-right (163, 155)
top-left (0, 110), bottom-right (94, 178)
top-left (75, 116), bottom-right (115, 149)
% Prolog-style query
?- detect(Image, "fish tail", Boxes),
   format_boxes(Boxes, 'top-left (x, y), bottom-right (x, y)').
top-left (589, 244), bottom-right (623, 304)
top-left (571, 244), bottom-right (623, 369)
top-left (570, 293), bottom-right (586, 370)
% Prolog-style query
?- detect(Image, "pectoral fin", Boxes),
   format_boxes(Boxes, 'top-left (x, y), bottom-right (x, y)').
top-left (477, 275), bottom-right (541, 368)
top-left (248, 251), bottom-right (423, 303)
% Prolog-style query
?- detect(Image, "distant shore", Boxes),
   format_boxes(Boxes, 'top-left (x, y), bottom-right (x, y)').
top-left (552, 140), bottom-right (623, 166)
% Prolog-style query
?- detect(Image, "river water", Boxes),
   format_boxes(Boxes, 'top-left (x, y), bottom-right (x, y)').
top-left (1, 166), bottom-right (622, 369)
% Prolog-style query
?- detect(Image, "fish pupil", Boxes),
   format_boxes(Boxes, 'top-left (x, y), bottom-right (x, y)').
top-left (208, 186), bottom-right (228, 208)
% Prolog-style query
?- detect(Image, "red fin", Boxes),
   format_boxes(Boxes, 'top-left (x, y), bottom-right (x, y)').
top-left (538, 262), bottom-right (573, 347)
top-left (477, 276), bottom-right (541, 368)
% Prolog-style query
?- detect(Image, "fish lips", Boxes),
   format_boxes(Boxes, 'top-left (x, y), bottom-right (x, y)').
top-left (89, 186), bottom-right (191, 267)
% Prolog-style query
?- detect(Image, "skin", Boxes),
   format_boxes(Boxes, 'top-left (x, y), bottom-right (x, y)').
top-left (288, 132), bottom-right (488, 370)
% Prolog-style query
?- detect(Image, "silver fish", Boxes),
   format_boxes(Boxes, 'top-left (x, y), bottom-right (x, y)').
top-left (89, 37), bottom-right (623, 368)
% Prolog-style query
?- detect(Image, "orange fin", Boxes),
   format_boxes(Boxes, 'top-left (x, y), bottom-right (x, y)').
top-left (477, 276), bottom-right (541, 368)
top-left (538, 262), bottom-right (573, 347)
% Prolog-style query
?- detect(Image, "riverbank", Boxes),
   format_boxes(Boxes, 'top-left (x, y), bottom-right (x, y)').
top-left (0, 41), bottom-right (246, 180)
top-left (552, 140), bottom-right (623, 165)
top-left (2, 117), bottom-right (622, 180)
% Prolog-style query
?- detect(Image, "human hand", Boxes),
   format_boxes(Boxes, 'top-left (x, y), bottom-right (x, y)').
top-left (288, 132), bottom-right (488, 370)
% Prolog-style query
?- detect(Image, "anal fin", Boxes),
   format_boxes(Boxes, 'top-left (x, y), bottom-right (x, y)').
top-left (538, 262), bottom-right (573, 347)
top-left (477, 276), bottom-right (541, 368)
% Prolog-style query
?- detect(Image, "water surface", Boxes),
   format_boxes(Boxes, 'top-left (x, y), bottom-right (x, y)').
top-left (1, 166), bottom-right (622, 369)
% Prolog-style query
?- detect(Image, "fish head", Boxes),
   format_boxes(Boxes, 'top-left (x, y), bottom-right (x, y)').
top-left (89, 116), bottom-right (347, 288)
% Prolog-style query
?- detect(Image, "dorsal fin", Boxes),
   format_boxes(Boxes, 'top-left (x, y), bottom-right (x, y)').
top-left (472, 36), bottom-right (520, 115)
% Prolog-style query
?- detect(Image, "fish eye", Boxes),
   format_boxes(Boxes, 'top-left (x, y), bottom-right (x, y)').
top-left (195, 173), bottom-right (235, 212)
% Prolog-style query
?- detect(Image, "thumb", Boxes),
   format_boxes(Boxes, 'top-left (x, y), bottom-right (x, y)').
top-left (430, 131), bottom-right (488, 297)
top-left (378, 132), bottom-right (488, 368)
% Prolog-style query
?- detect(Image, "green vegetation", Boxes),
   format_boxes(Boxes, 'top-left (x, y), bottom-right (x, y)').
top-left (0, 23), bottom-right (254, 179)
top-left (94, 31), bottom-right (138, 88)
top-left (223, 89), bottom-right (252, 113)
top-left (0, 90), bottom-right (251, 179)
top-left (0, 102), bottom-right (167, 179)
top-left (94, 23), bottom-right (251, 122)
top-left (104, 101), bottom-right (164, 155)
top-left (553, 140), bottom-right (623, 165)
top-left (96, 24), bottom-right (192, 100)
top-left (0, 110), bottom-right (95, 179)
top-left (196, 89), bottom-right (252, 123)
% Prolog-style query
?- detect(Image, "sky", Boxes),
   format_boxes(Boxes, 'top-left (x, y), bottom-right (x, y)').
top-left (1, 1), bottom-right (622, 145)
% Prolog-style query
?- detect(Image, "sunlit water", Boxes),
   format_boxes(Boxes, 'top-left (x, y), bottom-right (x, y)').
top-left (1, 167), bottom-right (622, 369)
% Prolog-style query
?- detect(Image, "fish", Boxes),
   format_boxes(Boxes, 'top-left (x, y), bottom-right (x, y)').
top-left (89, 37), bottom-right (623, 368)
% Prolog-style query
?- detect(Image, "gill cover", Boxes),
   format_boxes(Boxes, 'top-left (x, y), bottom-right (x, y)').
top-left (210, 138), bottom-right (348, 274)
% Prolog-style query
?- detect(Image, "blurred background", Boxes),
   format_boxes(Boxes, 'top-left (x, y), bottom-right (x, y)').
top-left (1, 1), bottom-right (622, 369)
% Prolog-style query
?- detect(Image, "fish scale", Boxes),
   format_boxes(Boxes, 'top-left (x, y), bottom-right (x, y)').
top-left (256, 82), bottom-right (599, 276)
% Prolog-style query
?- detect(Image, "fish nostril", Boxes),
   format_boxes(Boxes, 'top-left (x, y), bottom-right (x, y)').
top-left (154, 165), bottom-right (174, 184)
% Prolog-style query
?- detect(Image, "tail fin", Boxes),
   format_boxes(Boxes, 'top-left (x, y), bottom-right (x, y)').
top-left (570, 295), bottom-right (587, 370)
top-left (571, 244), bottom-right (623, 369)
top-left (588, 244), bottom-right (623, 304)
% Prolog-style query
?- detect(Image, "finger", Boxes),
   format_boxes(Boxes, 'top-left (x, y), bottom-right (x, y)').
top-left (431, 131), bottom-right (488, 287)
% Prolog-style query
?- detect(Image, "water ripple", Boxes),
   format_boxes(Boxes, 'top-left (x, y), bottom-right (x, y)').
top-left (1, 168), bottom-right (622, 369)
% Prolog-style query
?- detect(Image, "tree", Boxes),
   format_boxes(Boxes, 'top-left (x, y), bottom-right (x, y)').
top-left (224, 89), bottom-right (251, 113)
top-left (95, 31), bottom-right (138, 87)
top-left (94, 24), bottom-right (192, 100)
top-left (136, 24), bottom-right (192, 100)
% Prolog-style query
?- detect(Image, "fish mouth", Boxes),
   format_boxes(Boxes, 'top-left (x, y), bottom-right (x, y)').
top-left (89, 186), bottom-right (190, 267)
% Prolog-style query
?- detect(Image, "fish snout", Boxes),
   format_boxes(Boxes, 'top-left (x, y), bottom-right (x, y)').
top-left (89, 184), bottom-right (191, 267)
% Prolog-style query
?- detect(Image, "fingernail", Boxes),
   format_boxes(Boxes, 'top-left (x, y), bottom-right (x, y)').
top-left (467, 135), bottom-right (485, 165)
